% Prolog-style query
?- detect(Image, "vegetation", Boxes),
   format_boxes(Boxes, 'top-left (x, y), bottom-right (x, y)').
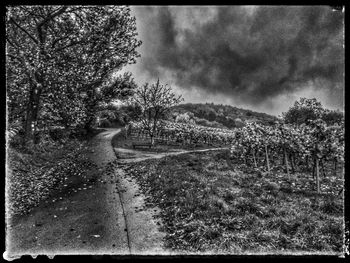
top-left (283, 98), bottom-right (344, 126)
top-left (120, 96), bottom-right (344, 254)
top-left (231, 120), bottom-right (344, 194)
top-left (123, 150), bottom-right (343, 253)
top-left (7, 137), bottom-right (97, 216)
top-left (6, 6), bottom-right (141, 146)
top-left (132, 79), bottom-right (183, 145)
top-left (129, 120), bottom-right (236, 147)
top-left (6, 5), bottom-right (344, 255)
top-left (171, 103), bottom-right (278, 129)
top-left (6, 6), bottom-right (141, 217)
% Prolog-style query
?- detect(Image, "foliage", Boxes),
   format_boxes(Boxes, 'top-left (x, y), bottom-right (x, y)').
top-left (234, 118), bottom-right (245, 128)
top-left (321, 109), bottom-right (344, 126)
top-left (94, 72), bottom-right (139, 126)
top-left (130, 120), bottom-right (236, 146)
top-left (115, 102), bottom-right (142, 125)
top-left (230, 118), bottom-right (344, 193)
top-left (133, 79), bottom-right (183, 144)
top-left (6, 5), bottom-right (142, 144)
top-left (175, 112), bottom-right (195, 124)
top-left (171, 103), bottom-right (278, 129)
top-left (194, 118), bottom-right (226, 129)
top-left (283, 97), bottom-right (343, 126)
top-left (7, 138), bottom-right (96, 216)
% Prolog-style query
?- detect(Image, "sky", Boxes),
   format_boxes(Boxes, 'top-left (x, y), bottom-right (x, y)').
top-left (121, 6), bottom-right (344, 116)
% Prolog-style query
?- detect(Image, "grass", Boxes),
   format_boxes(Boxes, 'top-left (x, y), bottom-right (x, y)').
top-left (123, 149), bottom-right (344, 254)
top-left (7, 137), bottom-right (98, 217)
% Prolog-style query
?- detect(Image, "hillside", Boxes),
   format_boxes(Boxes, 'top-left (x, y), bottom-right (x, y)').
top-left (170, 103), bottom-right (278, 129)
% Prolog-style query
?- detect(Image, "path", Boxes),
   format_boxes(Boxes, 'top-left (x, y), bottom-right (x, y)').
top-left (89, 131), bottom-right (229, 254)
top-left (81, 128), bottom-right (170, 255)
top-left (114, 146), bottom-right (229, 163)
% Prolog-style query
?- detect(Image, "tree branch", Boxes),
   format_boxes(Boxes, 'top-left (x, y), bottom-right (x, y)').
top-left (37, 5), bottom-right (68, 28)
top-left (54, 39), bottom-right (85, 52)
top-left (9, 17), bottom-right (39, 44)
top-left (37, 6), bottom-right (68, 44)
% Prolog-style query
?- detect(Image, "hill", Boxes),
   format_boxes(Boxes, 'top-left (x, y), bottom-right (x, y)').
top-left (170, 103), bottom-right (278, 129)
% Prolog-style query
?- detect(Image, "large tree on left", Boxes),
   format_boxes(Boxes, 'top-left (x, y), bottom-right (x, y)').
top-left (6, 6), bottom-right (141, 145)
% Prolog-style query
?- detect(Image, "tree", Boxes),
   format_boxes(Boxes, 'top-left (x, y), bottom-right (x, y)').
top-left (92, 72), bottom-right (138, 126)
top-left (133, 79), bottom-right (183, 145)
top-left (6, 6), bottom-right (142, 145)
top-left (234, 118), bottom-right (245, 128)
top-left (321, 109), bottom-right (344, 126)
top-left (208, 110), bottom-right (217, 122)
top-left (283, 98), bottom-right (324, 125)
top-left (175, 112), bottom-right (194, 124)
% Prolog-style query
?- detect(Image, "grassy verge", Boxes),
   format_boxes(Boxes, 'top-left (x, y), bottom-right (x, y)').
top-left (7, 136), bottom-right (98, 217)
top-left (123, 150), bottom-right (344, 254)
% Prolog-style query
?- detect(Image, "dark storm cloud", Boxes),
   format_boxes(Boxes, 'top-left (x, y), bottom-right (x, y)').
top-left (135, 6), bottom-right (344, 106)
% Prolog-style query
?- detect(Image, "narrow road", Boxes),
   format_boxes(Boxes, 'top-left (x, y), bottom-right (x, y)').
top-left (88, 128), bottom-right (168, 255)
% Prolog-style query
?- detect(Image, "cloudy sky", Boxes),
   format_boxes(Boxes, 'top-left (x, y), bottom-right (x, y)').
top-left (122, 6), bottom-right (344, 116)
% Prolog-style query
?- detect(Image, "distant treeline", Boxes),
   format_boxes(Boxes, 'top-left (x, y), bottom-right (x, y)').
top-left (170, 103), bottom-right (279, 129)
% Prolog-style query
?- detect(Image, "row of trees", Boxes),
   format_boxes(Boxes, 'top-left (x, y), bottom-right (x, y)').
top-left (128, 120), bottom-right (237, 146)
top-left (6, 6), bottom-right (141, 146)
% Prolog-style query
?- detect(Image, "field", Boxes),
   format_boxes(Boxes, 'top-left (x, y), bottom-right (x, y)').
top-left (121, 149), bottom-right (344, 254)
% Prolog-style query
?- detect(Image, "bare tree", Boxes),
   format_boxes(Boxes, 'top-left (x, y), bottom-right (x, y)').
top-left (133, 79), bottom-right (183, 145)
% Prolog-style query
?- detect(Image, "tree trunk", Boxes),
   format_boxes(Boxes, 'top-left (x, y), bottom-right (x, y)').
top-left (24, 107), bottom-right (34, 145)
top-left (315, 157), bottom-right (320, 193)
top-left (320, 158), bottom-right (326, 178)
top-left (265, 145), bottom-right (270, 174)
top-left (290, 153), bottom-right (295, 174)
top-left (252, 148), bottom-right (257, 168)
top-left (24, 83), bottom-right (41, 146)
top-left (334, 158), bottom-right (337, 177)
top-left (84, 118), bottom-right (94, 133)
top-left (283, 147), bottom-right (290, 180)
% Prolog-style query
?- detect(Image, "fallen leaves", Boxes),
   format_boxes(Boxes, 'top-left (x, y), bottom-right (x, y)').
top-left (7, 139), bottom-right (97, 216)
